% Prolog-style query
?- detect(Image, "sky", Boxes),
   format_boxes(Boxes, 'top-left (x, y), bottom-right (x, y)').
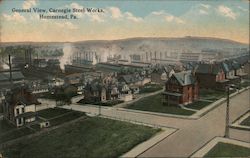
top-left (0, 0), bottom-right (249, 43)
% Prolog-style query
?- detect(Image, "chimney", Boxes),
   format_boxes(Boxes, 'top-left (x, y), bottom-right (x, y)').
top-left (9, 54), bottom-right (13, 85)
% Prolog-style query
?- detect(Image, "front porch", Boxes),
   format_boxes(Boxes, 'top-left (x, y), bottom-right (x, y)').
top-left (162, 91), bottom-right (182, 106)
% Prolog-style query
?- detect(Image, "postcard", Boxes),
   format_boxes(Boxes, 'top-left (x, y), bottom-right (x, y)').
top-left (0, 0), bottom-right (249, 158)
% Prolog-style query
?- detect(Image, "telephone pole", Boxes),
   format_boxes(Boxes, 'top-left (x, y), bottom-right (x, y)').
top-left (224, 86), bottom-right (230, 138)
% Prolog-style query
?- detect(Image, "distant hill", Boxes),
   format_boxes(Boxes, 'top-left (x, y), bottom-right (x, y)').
top-left (1, 36), bottom-right (249, 55)
top-left (73, 36), bottom-right (249, 54)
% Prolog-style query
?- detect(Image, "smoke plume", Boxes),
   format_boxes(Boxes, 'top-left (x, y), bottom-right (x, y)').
top-left (60, 43), bottom-right (73, 70)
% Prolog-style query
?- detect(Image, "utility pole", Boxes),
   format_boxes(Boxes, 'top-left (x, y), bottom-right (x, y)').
top-left (224, 86), bottom-right (230, 138)
top-left (9, 54), bottom-right (13, 86)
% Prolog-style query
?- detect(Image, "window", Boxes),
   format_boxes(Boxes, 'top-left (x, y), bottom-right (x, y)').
top-left (16, 109), bottom-right (19, 115)
top-left (22, 108), bottom-right (25, 113)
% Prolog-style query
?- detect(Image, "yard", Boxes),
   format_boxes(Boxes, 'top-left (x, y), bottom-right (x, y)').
top-left (126, 93), bottom-right (195, 116)
top-left (37, 107), bottom-right (72, 119)
top-left (0, 119), bottom-right (34, 144)
top-left (186, 101), bottom-right (211, 110)
top-left (204, 142), bottom-right (250, 157)
top-left (199, 89), bottom-right (225, 101)
top-left (1, 117), bottom-right (160, 158)
top-left (240, 115), bottom-right (250, 126)
top-left (78, 99), bottom-right (124, 107)
top-left (0, 108), bottom-right (86, 144)
top-left (31, 107), bottom-right (86, 130)
top-left (0, 119), bottom-right (15, 134)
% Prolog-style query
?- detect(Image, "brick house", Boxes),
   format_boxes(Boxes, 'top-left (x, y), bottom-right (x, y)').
top-left (84, 80), bottom-right (107, 103)
top-left (3, 86), bottom-right (40, 127)
top-left (162, 71), bottom-right (199, 105)
top-left (194, 63), bottom-right (229, 89)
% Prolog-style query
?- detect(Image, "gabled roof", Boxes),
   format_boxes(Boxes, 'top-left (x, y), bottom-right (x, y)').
top-left (119, 74), bottom-right (142, 84)
top-left (195, 63), bottom-right (222, 75)
top-left (231, 60), bottom-right (241, 70)
top-left (169, 71), bottom-right (196, 86)
top-left (221, 62), bottom-right (230, 73)
top-left (5, 86), bottom-right (40, 107)
top-left (85, 80), bottom-right (104, 92)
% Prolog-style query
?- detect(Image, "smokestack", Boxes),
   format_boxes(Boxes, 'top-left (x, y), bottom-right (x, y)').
top-left (9, 54), bottom-right (13, 85)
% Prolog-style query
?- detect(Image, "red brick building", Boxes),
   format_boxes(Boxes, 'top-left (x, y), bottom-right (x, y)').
top-left (194, 63), bottom-right (228, 89)
top-left (162, 71), bottom-right (199, 105)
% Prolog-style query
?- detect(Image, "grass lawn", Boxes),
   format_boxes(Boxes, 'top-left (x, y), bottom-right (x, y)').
top-left (205, 142), bottom-right (250, 157)
top-left (37, 108), bottom-right (72, 119)
top-left (139, 84), bottom-right (163, 94)
top-left (78, 99), bottom-right (124, 107)
top-left (31, 108), bottom-right (86, 130)
top-left (186, 101), bottom-right (211, 110)
top-left (0, 120), bottom-right (34, 144)
top-left (49, 111), bottom-right (85, 126)
top-left (0, 126), bottom-right (34, 144)
top-left (240, 116), bottom-right (250, 126)
top-left (1, 117), bottom-right (160, 158)
top-left (199, 89), bottom-right (225, 101)
top-left (0, 108), bottom-right (85, 143)
top-left (0, 119), bottom-right (15, 133)
top-left (126, 93), bottom-right (195, 116)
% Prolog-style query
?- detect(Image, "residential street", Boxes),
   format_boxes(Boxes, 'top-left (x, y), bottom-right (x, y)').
top-left (62, 89), bottom-right (250, 157)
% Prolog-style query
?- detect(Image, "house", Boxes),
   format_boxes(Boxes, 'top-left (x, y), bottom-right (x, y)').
top-left (84, 80), bottom-right (107, 102)
top-left (222, 61), bottom-right (240, 83)
top-left (231, 60), bottom-right (248, 78)
top-left (162, 71), bottom-right (199, 105)
top-left (242, 60), bottom-right (250, 77)
top-left (151, 66), bottom-right (175, 84)
top-left (194, 63), bottom-right (229, 89)
top-left (118, 73), bottom-right (150, 87)
top-left (118, 82), bottom-right (133, 101)
top-left (3, 86), bottom-right (40, 127)
top-left (106, 84), bottom-right (119, 100)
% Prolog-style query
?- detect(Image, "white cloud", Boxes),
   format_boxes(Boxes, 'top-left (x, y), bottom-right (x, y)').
top-left (151, 10), bottom-right (165, 16)
top-left (2, 13), bottom-right (26, 23)
top-left (109, 7), bottom-right (123, 19)
top-left (217, 5), bottom-right (237, 20)
top-left (124, 12), bottom-right (143, 22)
top-left (69, 2), bottom-right (83, 9)
top-left (199, 9), bottom-right (208, 15)
top-left (200, 4), bottom-right (210, 9)
top-left (196, 4), bottom-right (210, 15)
top-left (23, 0), bottom-right (38, 9)
top-left (90, 14), bottom-right (104, 22)
top-left (165, 15), bottom-right (174, 22)
top-left (107, 6), bottom-right (143, 23)
top-left (150, 11), bottom-right (185, 24)
top-left (65, 2), bottom-right (85, 18)
top-left (65, 2), bottom-right (105, 22)
top-left (55, 22), bottom-right (78, 30)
